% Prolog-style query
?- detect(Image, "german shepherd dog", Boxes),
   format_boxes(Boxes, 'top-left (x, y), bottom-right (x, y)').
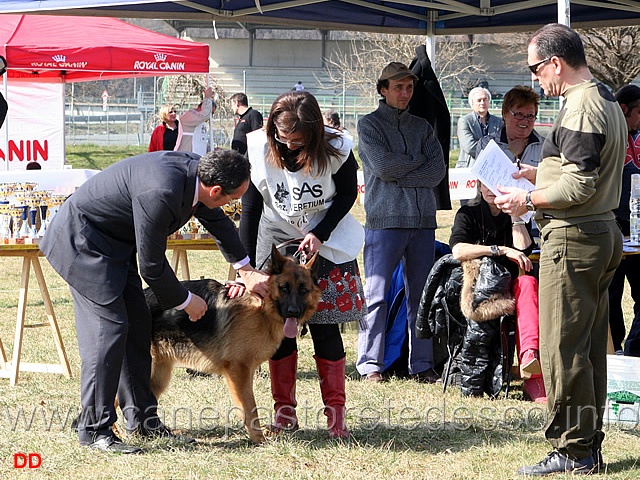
top-left (146, 245), bottom-right (321, 444)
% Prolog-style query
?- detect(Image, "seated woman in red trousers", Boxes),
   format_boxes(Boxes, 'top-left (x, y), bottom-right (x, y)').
top-left (450, 181), bottom-right (546, 403)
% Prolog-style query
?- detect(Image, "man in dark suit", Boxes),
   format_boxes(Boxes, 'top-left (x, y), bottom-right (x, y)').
top-left (40, 149), bottom-right (268, 454)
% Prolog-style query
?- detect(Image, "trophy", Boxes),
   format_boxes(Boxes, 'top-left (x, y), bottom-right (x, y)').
top-left (9, 207), bottom-right (24, 240)
top-left (221, 198), bottom-right (242, 222)
top-left (27, 198), bottom-right (39, 239)
top-left (15, 182), bottom-right (37, 193)
top-left (18, 204), bottom-right (30, 239)
top-left (46, 194), bottom-right (67, 225)
top-left (0, 183), bottom-right (16, 202)
top-left (35, 191), bottom-right (51, 237)
top-left (0, 202), bottom-right (11, 240)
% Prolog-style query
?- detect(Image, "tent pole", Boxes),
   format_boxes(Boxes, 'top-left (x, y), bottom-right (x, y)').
top-left (425, 11), bottom-right (436, 69)
top-left (61, 77), bottom-right (67, 167)
top-left (207, 73), bottom-right (214, 151)
top-left (3, 74), bottom-right (8, 171)
top-left (558, 0), bottom-right (571, 26)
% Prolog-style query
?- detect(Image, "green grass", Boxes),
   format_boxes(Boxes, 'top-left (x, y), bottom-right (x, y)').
top-left (65, 145), bottom-right (148, 170)
top-left (64, 145), bottom-right (459, 172)
top-left (2, 213), bottom-right (640, 479)
top-left (0, 146), bottom-right (638, 478)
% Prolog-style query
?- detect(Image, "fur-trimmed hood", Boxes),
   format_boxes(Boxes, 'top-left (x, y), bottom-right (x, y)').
top-left (460, 258), bottom-right (515, 322)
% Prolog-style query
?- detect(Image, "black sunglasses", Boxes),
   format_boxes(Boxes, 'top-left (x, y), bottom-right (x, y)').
top-left (527, 57), bottom-right (551, 75)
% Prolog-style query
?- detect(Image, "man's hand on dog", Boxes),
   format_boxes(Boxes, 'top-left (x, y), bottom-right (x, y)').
top-left (184, 294), bottom-right (208, 321)
top-left (225, 281), bottom-right (246, 298)
top-left (237, 265), bottom-right (269, 300)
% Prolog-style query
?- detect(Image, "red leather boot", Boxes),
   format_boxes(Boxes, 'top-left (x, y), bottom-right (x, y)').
top-left (315, 355), bottom-right (349, 439)
top-left (269, 351), bottom-right (298, 432)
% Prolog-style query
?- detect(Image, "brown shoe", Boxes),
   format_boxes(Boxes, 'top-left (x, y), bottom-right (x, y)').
top-left (362, 372), bottom-right (383, 383)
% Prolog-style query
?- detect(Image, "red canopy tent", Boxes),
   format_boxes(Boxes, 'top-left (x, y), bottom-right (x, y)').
top-left (0, 15), bottom-right (210, 81)
top-left (0, 15), bottom-right (210, 170)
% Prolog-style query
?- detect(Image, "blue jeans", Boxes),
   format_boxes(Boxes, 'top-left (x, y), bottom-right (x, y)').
top-left (357, 228), bottom-right (435, 375)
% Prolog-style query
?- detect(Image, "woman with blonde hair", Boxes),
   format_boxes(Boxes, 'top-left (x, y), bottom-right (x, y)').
top-left (148, 104), bottom-right (179, 152)
top-left (240, 91), bottom-right (365, 438)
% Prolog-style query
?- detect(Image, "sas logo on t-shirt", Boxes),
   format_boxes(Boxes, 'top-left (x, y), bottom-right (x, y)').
top-left (292, 182), bottom-right (323, 200)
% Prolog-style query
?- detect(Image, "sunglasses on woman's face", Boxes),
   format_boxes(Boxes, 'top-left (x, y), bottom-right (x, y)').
top-left (274, 133), bottom-right (305, 148)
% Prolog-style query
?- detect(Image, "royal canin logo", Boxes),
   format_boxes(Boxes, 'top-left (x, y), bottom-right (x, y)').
top-left (134, 52), bottom-right (185, 71)
top-left (30, 54), bottom-right (88, 69)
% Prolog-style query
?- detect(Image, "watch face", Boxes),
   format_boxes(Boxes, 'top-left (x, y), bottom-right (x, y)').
top-left (526, 192), bottom-right (535, 211)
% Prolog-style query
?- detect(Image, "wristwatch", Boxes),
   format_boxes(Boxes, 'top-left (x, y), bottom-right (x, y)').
top-left (490, 245), bottom-right (500, 257)
top-left (525, 191), bottom-right (536, 211)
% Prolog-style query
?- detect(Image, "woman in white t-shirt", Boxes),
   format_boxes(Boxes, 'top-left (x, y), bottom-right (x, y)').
top-left (240, 91), bottom-right (365, 439)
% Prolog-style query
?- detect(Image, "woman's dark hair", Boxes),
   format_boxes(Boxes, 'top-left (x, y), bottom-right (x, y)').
top-left (324, 109), bottom-right (341, 129)
top-left (265, 91), bottom-right (341, 175)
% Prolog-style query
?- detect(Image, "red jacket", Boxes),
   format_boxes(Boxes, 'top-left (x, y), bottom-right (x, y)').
top-left (148, 122), bottom-right (179, 152)
top-left (148, 124), bottom-right (167, 152)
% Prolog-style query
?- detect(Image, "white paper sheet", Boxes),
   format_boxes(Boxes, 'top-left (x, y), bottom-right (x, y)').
top-left (471, 139), bottom-right (535, 222)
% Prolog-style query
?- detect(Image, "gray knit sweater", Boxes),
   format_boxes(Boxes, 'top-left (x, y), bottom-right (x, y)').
top-left (357, 100), bottom-right (446, 230)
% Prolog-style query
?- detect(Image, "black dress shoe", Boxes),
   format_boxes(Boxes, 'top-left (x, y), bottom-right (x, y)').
top-left (411, 368), bottom-right (440, 384)
top-left (89, 435), bottom-right (142, 454)
top-left (516, 450), bottom-right (597, 476)
top-left (129, 424), bottom-right (196, 444)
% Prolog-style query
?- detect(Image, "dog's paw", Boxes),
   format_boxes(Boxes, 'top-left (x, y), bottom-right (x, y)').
top-left (249, 428), bottom-right (269, 444)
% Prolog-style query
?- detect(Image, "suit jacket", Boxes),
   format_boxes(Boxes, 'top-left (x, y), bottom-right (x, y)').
top-left (409, 45), bottom-right (452, 210)
top-left (456, 111), bottom-right (502, 168)
top-left (40, 151), bottom-right (247, 308)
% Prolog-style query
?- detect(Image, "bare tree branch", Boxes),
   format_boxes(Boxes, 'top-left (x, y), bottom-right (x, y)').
top-left (318, 33), bottom-right (487, 103)
top-left (579, 26), bottom-right (640, 91)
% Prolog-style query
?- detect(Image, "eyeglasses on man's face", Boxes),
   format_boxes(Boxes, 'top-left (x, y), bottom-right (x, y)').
top-left (274, 132), bottom-right (305, 148)
top-left (509, 110), bottom-right (537, 122)
top-left (527, 57), bottom-right (551, 75)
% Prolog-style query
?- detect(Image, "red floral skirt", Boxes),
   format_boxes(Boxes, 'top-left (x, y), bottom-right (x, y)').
top-left (311, 256), bottom-right (367, 325)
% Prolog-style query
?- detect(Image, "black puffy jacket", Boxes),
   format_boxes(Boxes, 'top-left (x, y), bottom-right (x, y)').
top-left (416, 254), bottom-right (466, 369)
top-left (416, 254), bottom-right (507, 397)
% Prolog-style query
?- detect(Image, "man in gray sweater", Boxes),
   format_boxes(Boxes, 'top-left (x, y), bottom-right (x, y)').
top-left (356, 62), bottom-right (446, 383)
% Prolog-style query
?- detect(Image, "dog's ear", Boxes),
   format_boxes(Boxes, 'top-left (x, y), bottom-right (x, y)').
top-left (270, 243), bottom-right (287, 274)
top-left (304, 251), bottom-right (320, 278)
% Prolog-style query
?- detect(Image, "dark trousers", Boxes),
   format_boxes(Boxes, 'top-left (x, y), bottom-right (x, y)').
top-left (608, 254), bottom-right (640, 355)
top-left (71, 260), bottom-right (159, 444)
top-left (272, 323), bottom-right (345, 361)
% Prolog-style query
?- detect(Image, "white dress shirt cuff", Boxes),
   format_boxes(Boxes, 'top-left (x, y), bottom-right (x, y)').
top-left (233, 256), bottom-right (251, 270)
top-left (175, 291), bottom-right (192, 311)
